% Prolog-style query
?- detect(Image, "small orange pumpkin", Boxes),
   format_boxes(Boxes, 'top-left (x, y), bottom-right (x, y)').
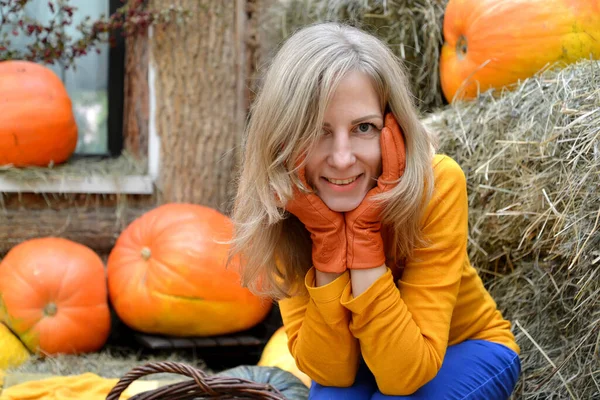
top-left (440, 0), bottom-right (600, 102)
top-left (107, 203), bottom-right (272, 337)
top-left (0, 238), bottom-right (111, 355)
top-left (0, 60), bottom-right (78, 166)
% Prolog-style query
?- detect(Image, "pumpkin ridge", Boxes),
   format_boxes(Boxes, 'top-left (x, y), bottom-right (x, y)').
top-left (150, 289), bottom-right (271, 308)
top-left (53, 257), bottom-right (74, 302)
top-left (460, 0), bottom-right (493, 32)
top-left (147, 257), bottom-right (207, 296)
top-left (151, 290), bottom-right (204, 302)
top-left (142, 209), bottom-right (202, 243)
top-left (110, 258), bottom-right (151, 298)
top-left (4, 261), bottom-right (47, 316)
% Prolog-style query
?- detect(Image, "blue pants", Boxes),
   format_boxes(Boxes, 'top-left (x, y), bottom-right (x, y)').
top-left (309, 340), bottom-right (521, 399)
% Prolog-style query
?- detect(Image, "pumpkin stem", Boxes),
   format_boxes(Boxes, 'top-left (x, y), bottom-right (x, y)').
top-left (43, 302), bottom-right (58, 317)
top-left (141, 246), bottom-right (152, 261)
top-left (456, 35), bottom-right (468, 60)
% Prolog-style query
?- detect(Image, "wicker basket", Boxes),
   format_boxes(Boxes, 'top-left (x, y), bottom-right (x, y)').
top-left (106, 361), bottom-right (288, 400)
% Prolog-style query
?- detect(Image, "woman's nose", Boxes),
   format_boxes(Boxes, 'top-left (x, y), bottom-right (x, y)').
top-left (328, 133), bottom-right (356, 170)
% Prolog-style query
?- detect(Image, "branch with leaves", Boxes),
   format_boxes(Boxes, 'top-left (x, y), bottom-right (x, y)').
top-left (0, 0), bottom-right (189, 68)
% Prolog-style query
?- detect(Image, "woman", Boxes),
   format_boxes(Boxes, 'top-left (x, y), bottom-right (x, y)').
top-left (229, 22), bottom-right (521, 399)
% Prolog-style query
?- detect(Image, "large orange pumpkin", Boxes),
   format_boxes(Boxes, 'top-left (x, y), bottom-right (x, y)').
top-left (107, 203), bottom-right (272, 337)
top-left (440, 0), bottom-right (600, 102)
top-left (0, 238), bottom-right (111, 355)
top-left (0, 60), bottom-right (78, 166)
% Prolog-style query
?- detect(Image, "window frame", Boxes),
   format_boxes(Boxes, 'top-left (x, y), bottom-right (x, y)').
top-left (0, 2), bottom-right (158, 195)
top-left (106, 0), bottom-right (126, 157)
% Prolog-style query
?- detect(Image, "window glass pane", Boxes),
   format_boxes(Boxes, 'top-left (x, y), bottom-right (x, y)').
top-left (65, 0), bottom-right (109, 155)
top-left (1, 0), bottom-right (110, 156)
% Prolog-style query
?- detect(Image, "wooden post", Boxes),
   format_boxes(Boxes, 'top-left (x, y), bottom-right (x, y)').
top-left (150, 0), bottom-right (248, 213)
top-left (123, 33), bottom-right (150, 159)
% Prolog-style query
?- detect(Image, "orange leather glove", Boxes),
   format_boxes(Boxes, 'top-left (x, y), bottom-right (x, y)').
top-left (345, 112), bottom-right (406, 269)
top-left (285, 166), bottom-right (347, 273)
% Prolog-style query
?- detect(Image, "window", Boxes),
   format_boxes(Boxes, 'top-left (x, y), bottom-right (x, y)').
top-left (1, 0), bottom-right (125, 157)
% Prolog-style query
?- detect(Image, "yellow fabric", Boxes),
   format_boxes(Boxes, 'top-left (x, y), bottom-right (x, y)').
top-left (0, 373), bottom-right (158, 400)
top-left (278, 154), bottom-right (520, 395)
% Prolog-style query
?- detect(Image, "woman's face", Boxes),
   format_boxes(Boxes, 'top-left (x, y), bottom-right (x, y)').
top-left (304, 70), bottom-right (383, 212)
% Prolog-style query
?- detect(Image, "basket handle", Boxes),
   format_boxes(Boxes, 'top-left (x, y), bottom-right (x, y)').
top-left (106, 361), bottom-right (215, 400)
top-left (105, 361), bottom-right (287, 400)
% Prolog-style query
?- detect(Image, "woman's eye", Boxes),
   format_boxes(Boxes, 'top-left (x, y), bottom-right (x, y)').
top-left (357, 123), bottom-right (374, 133)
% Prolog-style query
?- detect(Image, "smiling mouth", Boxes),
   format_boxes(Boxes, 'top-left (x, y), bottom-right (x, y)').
top-left (324, 175), bottom-right (360, 185)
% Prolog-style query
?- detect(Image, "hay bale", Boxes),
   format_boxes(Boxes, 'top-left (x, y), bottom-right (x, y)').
top-left (259, 0), bottom-right (448, 112)
top-left (0, 151), bottom-right (147, 184)
top-left (426, 59), bottom-right (600, 272)
top-left (424, 59), bottom-right (600, 399)
top-left (485, 263), bottom-right (598, 400)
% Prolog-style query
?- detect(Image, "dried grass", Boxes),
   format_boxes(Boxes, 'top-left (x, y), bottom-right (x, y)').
top-left (0, 151), bottom-right (147, 183)
top-left (7, 346), bottom-right (208, 382)
top-left (0, 152), bottom-right (147, 217)
top-left (259, 0), bottom-right (448, 112)
top-left (424, 59), bottom-right (600, 399)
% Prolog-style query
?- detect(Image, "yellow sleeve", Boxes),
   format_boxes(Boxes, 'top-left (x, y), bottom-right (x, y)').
top-left (340, 156), bottom-right (467, 395)
top-left (278, 267), bottom-right (360, 387)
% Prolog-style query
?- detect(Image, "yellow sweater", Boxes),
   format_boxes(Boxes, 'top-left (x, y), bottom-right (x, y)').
top-left (278, 155), bottom-right (520, 396)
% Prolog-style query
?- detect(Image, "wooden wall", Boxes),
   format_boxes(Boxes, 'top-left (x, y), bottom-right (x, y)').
top-left (1, 0), bottom-right (277, 256)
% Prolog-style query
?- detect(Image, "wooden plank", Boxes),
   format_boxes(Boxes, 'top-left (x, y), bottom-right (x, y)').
top-left (214, 336), bottom-right (240, 347)
top-left (0, 175), bottom-right (154, 194)
top-left (236, 335), bottom-right (263, 346)
top-left (169, 338), bottom-right (196, 349)
top-left (135, 335), bottom-right (173, 350)
top-left (133, 332), bottom-right (266, 350)
top-left (0, 198), bottom-right (153, 256)
top-left (192, 337), bottom-right (218, 348)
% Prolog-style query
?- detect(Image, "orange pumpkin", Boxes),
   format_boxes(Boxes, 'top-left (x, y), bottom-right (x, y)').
top-left (0, 60), bottom-right (78, 166)
top-left (107, 203), bottom-right (272, 337)
top-left (0, 238), bottom-right (111, 355)
top-left (440, 0), bottom-right (600, 102)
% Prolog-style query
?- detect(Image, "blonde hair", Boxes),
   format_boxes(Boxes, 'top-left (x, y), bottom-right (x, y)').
top-left (230, 22), bottom-right (437, 300)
